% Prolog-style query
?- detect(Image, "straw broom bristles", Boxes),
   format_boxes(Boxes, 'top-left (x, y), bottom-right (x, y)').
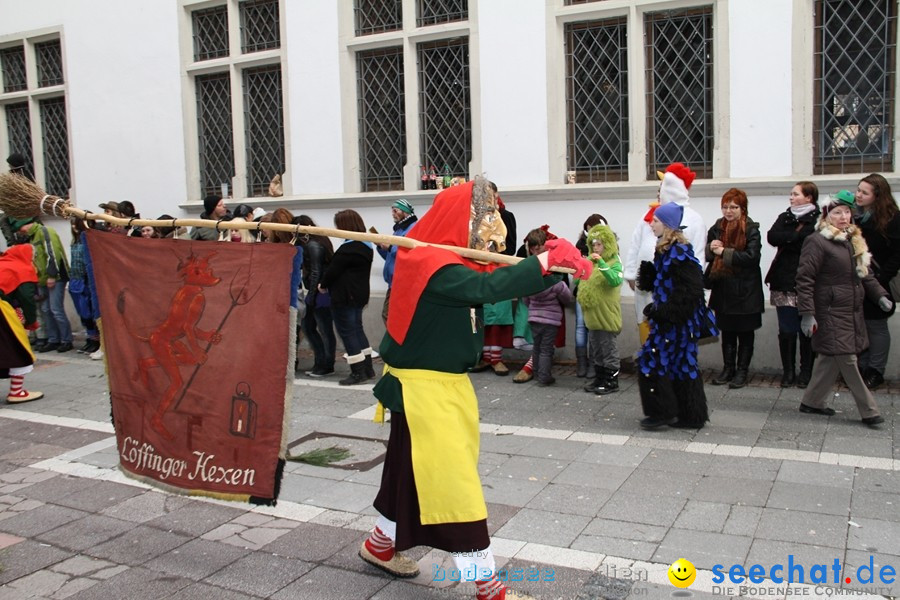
top-left (0, 172), bottom-right (575, 272)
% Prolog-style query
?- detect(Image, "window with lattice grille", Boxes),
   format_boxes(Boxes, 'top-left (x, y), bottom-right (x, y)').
top-left (243, 65), bottom-right (284, 196)
top-left (193, 6), bottom-right (229, 61)
top-left (1, 46), bottom-right (26, 93)
top-left (565, 18), bottom-right (629, 183)
top-left (644, 7), bottom-right (714, 180)
top-left (564, 0), bottom-right (607, 4)
top-left (417, 0), bottom-right (468, 27)
top-left (1, 35), bottom-right (69, 196)
top-left (186, 1), bottom-right (285, 199)
top-left (5, 102), bottom-right (33, 179)
top-left (418, 38), bottom-right (471, 182)
top-left (240, 0), bottom-right (280, 53)
top-left (814, 0), bottom-right (896, 174)
top-left (196, 72), bottom-right (235, 198)
top-left (357, 48), bottom-right (406, 192)
top-left (39, 97), bottom-right (70, 197)
top-left (355, 0), bottom-right (402, 36)
top-left (36, 40), bottom-right (64, 87)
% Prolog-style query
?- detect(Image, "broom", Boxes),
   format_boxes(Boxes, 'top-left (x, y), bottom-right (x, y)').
top-left (0, 173), bottom-right (575, 271)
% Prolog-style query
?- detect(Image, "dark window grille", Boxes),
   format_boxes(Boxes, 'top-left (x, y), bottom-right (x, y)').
top-left (243, 64), bottom-right (284, 196)
top-left (5, 102), bottom-right (34, 179)
top-left (565, 18), bottom-right (629, 183)
top-left (645, 7), bottom-right (714, 179)
top-left (240, 0), bottom-right (280, 54)
top-left (39, 97), bottom-right (70, 197)
top-left (193, 6), bottom-right (230, 61)
top-left (564, 0), bottom-right (606, 4)
top-left (357, 48), bottom-right (406, 192)
top-left (418, 38), bottom-right (471, 181)
top-left (417, 0), bottom-right (468, 27)
top-left (355, 0), bottom-right (402, 36)
top-left (196, 72), bottom-right (235, 198)
top-left (1, 46), bottom-right (27, 93)
top-left (814, 0), bottom-right (896, 174)
top-left (35, 40), bottom-right (63, 87)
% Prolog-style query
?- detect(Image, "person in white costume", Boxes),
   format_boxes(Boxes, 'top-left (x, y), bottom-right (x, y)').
top-left (624, 163), bottom-right (706, 343)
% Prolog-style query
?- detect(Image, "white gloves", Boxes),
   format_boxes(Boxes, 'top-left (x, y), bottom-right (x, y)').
top-left (801, 314), bottom-right (818, 337)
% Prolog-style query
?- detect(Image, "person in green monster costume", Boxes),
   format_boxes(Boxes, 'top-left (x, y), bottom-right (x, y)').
top-left (358, 176), bottom-right (591, 600)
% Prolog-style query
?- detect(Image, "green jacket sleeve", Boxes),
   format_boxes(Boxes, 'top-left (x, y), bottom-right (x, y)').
top-left (593, 256), bottom-right (624, 287)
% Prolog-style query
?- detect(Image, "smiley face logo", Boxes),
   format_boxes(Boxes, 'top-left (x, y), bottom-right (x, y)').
top-left (668, 558), bottom-right (696, 588)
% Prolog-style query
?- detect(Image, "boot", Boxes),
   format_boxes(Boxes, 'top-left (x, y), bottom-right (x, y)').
top-left (363, 354), bottom-right (376, 379)
top-left (584, 365), bottom-right (605, 393)
top-left (729, 342), bottom-right (754, 389)
top-left (712, 342), bottom-right (736, 385)
top-left (778, 333), bottom-right (797, 388)
top-left (575, 347), bottom-right (588, 378)
top-left (340, 357), bottom-right (368, 386)
top-left (595, 369), bottom-right (619, 395)
top-left (796, 334), bottom-right (815, 389)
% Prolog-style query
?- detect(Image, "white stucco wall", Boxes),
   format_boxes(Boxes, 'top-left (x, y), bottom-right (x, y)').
top-left (284, 0), bottom-right (344, 195)
top-left (477, 0), bottom-right (550, 186)
top-left (0, 0), bottom-right (188, 219)
top-left (728, 0), bottom-right (793, 178)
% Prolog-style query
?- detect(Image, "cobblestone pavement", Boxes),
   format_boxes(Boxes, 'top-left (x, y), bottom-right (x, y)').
top-left (0, 351), bottom-right (898, 599)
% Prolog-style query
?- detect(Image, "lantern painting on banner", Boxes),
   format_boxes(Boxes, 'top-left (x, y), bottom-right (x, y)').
top-left (86, 230), bottom-right (299, 504)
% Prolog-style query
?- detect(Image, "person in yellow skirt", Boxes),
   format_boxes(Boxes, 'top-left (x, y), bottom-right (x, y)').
top-left (359, 176), bottom-right (591, 600)
top-left (0, 244), bottom-right (44, 403)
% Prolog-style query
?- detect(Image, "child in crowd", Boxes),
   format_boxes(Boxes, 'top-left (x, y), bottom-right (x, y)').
top-left (522, 228), bottom-right (574, 386)
top-left (578, 224), bottom-right (623, 394)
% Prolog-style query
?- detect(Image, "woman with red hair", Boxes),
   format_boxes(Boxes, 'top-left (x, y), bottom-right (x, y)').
top-left (706, 188), bottom-right (765, 388)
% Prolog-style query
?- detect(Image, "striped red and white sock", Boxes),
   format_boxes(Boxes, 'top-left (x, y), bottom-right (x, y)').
top-left (476, 573), bottom-right (507, 600)
top-left (489, 348), bottom-right (502, 365)
top-left (9, 375), bottom-right (25, 397)
top-left (364, 526), bottom-right (394, 561)
top-left (481, 347), bottom-right (491, 364)
top-left (523, 357), bottom-right (533, 374)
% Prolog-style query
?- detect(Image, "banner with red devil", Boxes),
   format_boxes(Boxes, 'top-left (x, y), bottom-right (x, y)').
top-left (86, 230), bottom-right (299, 504)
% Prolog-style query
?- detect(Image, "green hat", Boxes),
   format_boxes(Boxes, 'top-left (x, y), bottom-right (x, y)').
top-left (8, 216), bottom-right (34, 231)
top-left (391, 199), bottom-right (414, 214)
top-left (820, 190), bottom-right (856, 217)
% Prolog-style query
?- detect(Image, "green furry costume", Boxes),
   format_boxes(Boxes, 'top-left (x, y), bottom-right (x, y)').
top-left (577, 225), bottom-right (623, 333)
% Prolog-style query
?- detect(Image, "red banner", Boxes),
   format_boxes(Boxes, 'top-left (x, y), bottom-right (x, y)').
top-left (86, 231), bottom-right (297, 504)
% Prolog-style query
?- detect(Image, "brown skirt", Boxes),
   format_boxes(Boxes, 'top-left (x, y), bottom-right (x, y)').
top-left (374, 411), bottom-right (490, 553)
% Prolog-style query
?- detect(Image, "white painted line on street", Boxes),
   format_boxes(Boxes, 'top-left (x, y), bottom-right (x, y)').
top-left (0, 408), bottom-right (115, 433)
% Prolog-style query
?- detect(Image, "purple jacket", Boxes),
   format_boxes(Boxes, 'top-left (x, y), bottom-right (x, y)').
top-left (523, 280), bottom-right (573, 326)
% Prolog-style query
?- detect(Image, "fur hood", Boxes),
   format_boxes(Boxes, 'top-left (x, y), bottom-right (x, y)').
top-left (816, 219), bottom-right (871, 278)
top-left (586, 224), bottom-right (619, 261)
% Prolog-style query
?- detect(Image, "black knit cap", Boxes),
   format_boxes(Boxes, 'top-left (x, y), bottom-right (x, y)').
top-left (204, 194), bottom-right (222, 215)
top-left (6, 153), bottom-right (26, 171)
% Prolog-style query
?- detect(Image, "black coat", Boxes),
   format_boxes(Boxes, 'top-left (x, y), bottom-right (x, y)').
top-left (319, 241), bottom-right (373, 308)
top-left (705, 218), bottom-right (765, 316)
top-left (856, 212), bottom-right (900, 320)
top-left (765, 207), bottom-right (820, 293)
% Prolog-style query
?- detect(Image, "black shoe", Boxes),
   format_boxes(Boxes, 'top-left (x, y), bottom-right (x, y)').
top-left (79, 340), bottom-right (100, 354)
top-left (307, 367), bottom-right (334, 378)
top-left (711, 367), bottom-right (734, 386)
top-left (729, 369), bottom-right (748, 389)
top-left (640, 416), bottom-right (676, 429)
top-left (37, 342), bottom-right (60, 353)
top-left (863, 369), bottom-right (884, 390)
top-left (796, 370), bottom-right (812, 389)
top-left (862, 415), bottom-right (885, 427)
top-left (780, 370), bottom-right (796, 388)
top-left (536, 377), bottom-right (556, 387)
top-left (56, 342), bottom-right (73, 353)
top-left (799, 403), bottom-right (835, 416)
top-left (595, 373), bottom-right (619, 396)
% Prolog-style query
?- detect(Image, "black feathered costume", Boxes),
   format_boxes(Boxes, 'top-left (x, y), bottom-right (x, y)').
top-left (636, 242), bottom-right (712, 427)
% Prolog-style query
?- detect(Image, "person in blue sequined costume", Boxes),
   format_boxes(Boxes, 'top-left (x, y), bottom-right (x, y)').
top-left (635, 203), bottom-right (714, 430)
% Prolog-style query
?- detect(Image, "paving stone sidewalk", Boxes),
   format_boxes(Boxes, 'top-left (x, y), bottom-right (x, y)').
top-left (0, 353), bottom-right (898, 599)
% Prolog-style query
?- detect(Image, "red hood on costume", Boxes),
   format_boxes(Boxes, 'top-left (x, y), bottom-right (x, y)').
top-left (643, 203), bottom-right (661, 224)
top-left (387, 181), bottom-right (500, 345)
top-left (0, 244), bottom-right (38, 295)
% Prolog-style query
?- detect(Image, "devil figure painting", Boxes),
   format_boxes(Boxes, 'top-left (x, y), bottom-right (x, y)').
top-left (85, 230), bottom-right (300, 504)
